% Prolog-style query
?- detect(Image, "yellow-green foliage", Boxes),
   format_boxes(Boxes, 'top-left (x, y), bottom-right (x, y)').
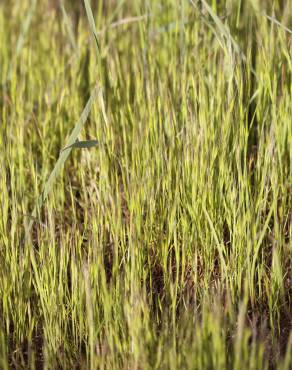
top-left (0, 0), bottom-right (291, 368)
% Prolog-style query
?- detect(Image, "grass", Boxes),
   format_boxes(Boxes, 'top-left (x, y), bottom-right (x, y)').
top-left (0, 0), bottom-right (291, 368)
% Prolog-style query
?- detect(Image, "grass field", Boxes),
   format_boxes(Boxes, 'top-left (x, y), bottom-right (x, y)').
top-left (0, 0), bottom-right (291, 368)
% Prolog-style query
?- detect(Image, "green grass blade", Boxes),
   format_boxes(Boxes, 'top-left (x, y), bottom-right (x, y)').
top-left (264, 13), bottom-right (292, 35)
top-left (60, 1), bottom-right (78, 53)
top-left (251, 202), bottom-right (275, 288)
top-left (190, 0), bottom-right (257, 77)
top-left (83, 0), bottom-right (100, 54)
top-left (199, 0), bottom-right (241, 52)
top-left (62, 139), bottom-right (99, 151)
top-left (28, 85), bottom-right (99, 231)
top-left (202, 205), bottom-right (228, 276)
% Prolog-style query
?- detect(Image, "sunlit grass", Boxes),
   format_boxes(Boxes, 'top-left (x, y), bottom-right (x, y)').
top-left (0, 0), bottom-right (291, 369)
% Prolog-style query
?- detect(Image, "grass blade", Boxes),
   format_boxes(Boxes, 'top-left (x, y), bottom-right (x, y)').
top-left (28, 85), bottom-right (99, 231)
top-left (190, 0), bottom-right (257, 77)
top-left (60, 1), bottom-right (78, 53)
top-left (62, 139), bottom-right (99, 151)
top-left (264, 13), bottom-right (292, 35)
top-left (83, 0), bottom-right (100, 54)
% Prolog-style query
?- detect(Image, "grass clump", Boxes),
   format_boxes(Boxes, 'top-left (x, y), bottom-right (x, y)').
top-left (0, 0), bottom-right (291, 368)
